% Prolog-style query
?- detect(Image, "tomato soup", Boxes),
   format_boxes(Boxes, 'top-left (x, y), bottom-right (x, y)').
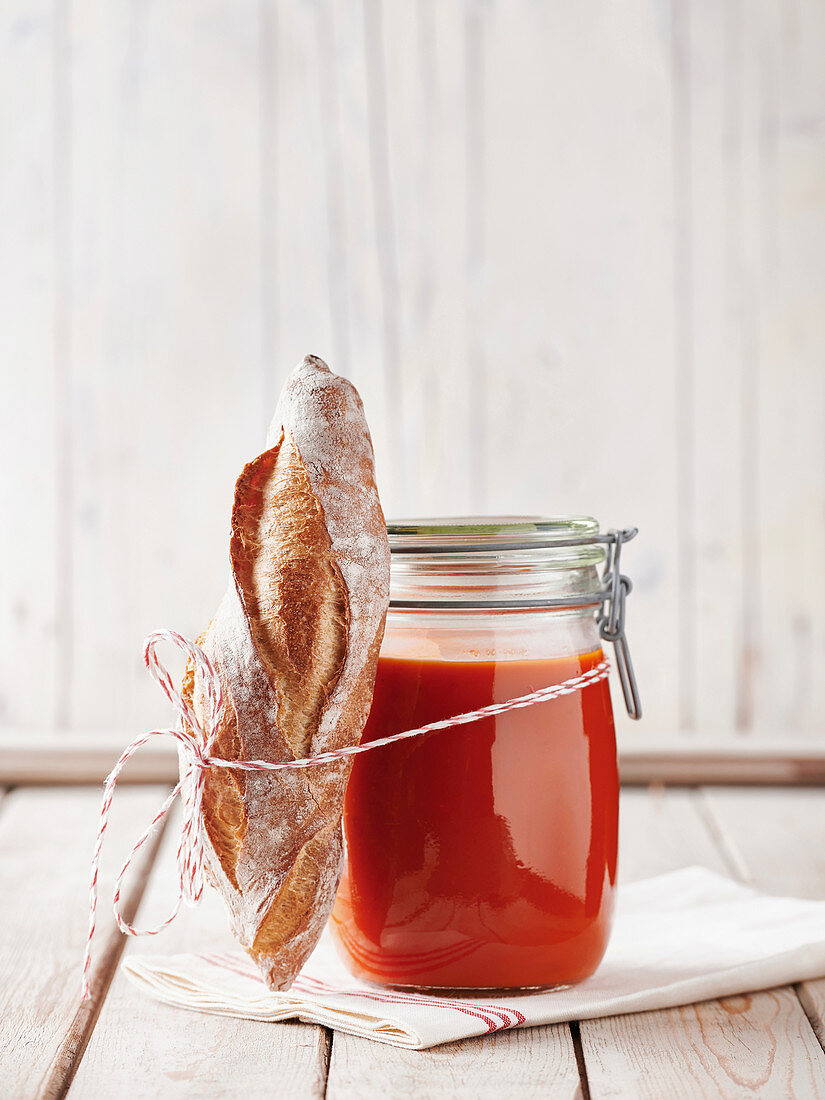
top-left (330, 647), bottom-right (619, 990)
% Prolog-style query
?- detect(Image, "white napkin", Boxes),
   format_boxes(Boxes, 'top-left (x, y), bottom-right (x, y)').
top-left (123, 867), bottom-right (825, 1049)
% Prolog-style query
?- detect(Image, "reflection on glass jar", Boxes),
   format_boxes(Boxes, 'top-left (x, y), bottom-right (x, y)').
top-left (330, 517), bottom-right (639, 994)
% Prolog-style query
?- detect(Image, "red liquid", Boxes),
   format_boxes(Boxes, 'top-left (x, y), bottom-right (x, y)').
top-left (331, 649), bottom-right (619, 989)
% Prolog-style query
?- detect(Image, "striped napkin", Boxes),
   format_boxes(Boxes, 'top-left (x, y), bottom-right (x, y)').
top-left (123, 867), bottom-right (825, 1049)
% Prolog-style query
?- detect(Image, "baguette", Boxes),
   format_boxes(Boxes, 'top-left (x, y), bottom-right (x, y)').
top-left (183, 355), bottom-right (390, 990)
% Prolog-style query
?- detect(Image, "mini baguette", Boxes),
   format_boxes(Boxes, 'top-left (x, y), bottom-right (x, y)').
top-left (184, 355), bottom-right (390, 990)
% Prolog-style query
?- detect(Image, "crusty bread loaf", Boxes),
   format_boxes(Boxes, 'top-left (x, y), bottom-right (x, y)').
top-left (183, 355), bottom-right (390, 990)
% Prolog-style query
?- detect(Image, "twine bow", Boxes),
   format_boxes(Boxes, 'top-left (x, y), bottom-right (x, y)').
top-left (81, 630), bottom-right (611, 1000)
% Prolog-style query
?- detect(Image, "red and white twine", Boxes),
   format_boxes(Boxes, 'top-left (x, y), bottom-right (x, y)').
top-left (81, 629), bottom-right (610, 999)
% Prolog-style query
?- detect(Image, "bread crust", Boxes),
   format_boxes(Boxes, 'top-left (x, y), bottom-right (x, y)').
top-left (185, 355), bottom-right (390, 990)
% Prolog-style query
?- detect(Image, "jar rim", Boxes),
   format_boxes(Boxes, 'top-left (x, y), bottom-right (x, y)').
top-left (387, 514), bottom-right (601, 555)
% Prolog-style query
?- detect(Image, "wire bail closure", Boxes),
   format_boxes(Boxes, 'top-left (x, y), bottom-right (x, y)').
top-left (598, 527), bottom-right (642, 720)
top-left (387, 522), bottom-right (643, 721)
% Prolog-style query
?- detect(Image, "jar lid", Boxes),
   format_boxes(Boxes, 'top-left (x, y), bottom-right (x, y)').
top-left (387, 515), bottom-right (605, 566)
top-left (385, 514), bottom-right (614, 614)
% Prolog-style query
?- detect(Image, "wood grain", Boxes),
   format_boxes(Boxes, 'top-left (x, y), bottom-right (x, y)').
top-left (617, 786), bottom-right (731, 884)
top-left (68, 0), bottom-right (265, 732)
top-left (681, 0), bottom-right (825, 740)
top-left (0, 0), bottom-right (61, 729)
top-left (326, 1025), bottom-right (580, 1100)
top-left (580, 989), bottom-right (825, 1098)
top-left (264, 0), bottom-right (336, 380)
top-left (618, 744), bottom-right (825, 786)
top-left (701, 788), bottom-right (825, 1060)
top-left (69, 806), bottom-right (331, 1099)
top-left (753, 0), bottom-right (825, 738)
top-left (0, 786), bottom-right (168, 1099)
top-left (10, 730), bottom-right (825, 787)
top-left (376, 0), bottom-right (478, 517)
top-left (578, 787), bottom-right (825, 1097)
top-left (700, 788), bottom-right (825, 896)
top-left (478, 0), bottom-right (681, 744)
top-left (687, 0), bottom-right (748, 735)
top-left (0, 729), bottom-right (178, 785)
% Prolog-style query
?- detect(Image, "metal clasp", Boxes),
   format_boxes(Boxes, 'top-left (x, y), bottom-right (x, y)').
top-left (598, 527), bottom-right (642, 720)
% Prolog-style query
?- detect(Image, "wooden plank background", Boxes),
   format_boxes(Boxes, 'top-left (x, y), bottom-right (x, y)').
top-left (1, 0), bottom-right (823, 744)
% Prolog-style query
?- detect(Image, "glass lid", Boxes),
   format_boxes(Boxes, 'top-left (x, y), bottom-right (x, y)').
top-left (387, 515), bottom-right (605, 564)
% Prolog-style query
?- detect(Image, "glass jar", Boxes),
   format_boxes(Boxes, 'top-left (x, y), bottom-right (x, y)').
top-left (330, 516), bottom-right (640, 994)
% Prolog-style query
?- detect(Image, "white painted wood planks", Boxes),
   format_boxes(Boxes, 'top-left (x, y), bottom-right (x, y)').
top-left (0, 1), bottom-right (63, 728)
top-left (68, 0), bottom-right (265, 731)
top-left (326, 1025), bottom-right (581, 1100)
top-left (0, 787), bottom-right (168, 1097)
top-left (0, 0), bottom-right (824, 743)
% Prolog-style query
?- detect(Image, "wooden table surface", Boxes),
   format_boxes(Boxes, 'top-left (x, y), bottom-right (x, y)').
top-left (3, 784), bottom-right (825, 1098)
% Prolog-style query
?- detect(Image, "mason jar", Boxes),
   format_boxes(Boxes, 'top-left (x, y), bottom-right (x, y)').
top-left (330, 516), bottom-right (639, 994)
